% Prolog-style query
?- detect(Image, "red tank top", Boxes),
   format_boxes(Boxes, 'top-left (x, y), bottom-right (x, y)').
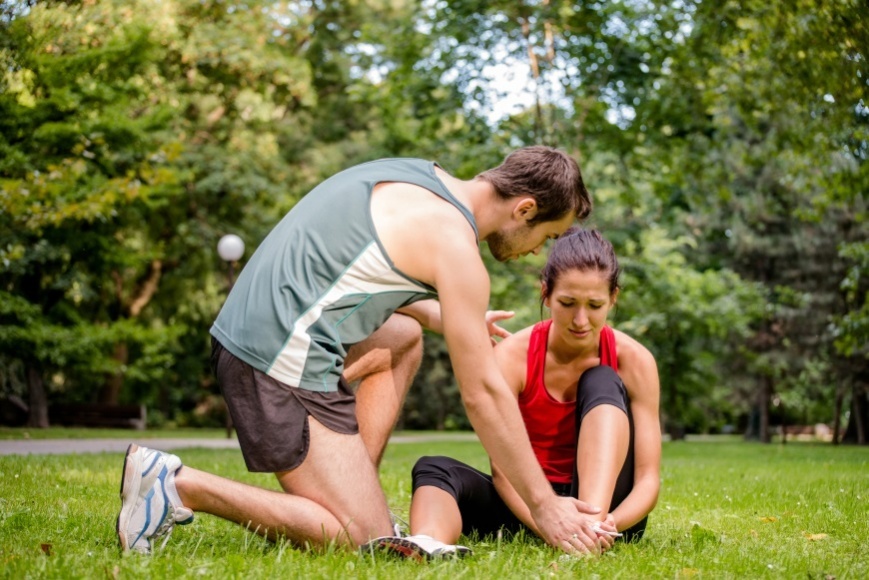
top-left (518, 319), bottom-right (619, 484)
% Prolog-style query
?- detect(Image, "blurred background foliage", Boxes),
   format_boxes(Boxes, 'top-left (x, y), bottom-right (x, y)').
top-left (0, 0), bottom-right (865, 442)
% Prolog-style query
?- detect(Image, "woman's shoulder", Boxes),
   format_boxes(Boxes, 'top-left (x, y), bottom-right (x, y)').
top-left (495, 324), bottom-right (536, 357)
top-left (611, 327), bottom-right (658, 374)
top-left (494, 324), bottom-right (537, 389)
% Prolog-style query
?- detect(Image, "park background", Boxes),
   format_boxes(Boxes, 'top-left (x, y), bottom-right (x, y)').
top-left (0, 0), bottom-right (866, 445)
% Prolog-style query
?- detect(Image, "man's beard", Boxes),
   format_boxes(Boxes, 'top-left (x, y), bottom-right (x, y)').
top-left (486, 228), bottom-right (522, 262)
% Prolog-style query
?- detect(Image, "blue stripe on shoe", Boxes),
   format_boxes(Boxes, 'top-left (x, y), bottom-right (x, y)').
top-left (143, 453), bottom-right (161, 477)
top-left (156, 467), bottom-right (170, 527)
top-left (133, 490), bottom-right (155, 548)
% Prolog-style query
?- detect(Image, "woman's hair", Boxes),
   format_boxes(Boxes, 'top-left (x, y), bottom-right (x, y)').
top-left (540, 227), bottom-right (621, 301)
top-left (476, 146), bottom-right (592, 223)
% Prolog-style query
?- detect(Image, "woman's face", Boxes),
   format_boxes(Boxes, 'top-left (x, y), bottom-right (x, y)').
top-left (544, 268), bottom-right (617, 348)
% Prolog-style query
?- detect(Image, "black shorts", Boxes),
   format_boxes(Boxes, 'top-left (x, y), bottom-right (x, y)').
top-left (412, 365), bottom-right (647, 542)
top-left (211, 337), bottom-right (359, 473)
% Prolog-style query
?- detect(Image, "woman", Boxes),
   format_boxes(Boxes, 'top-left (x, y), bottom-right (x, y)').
top-left (393, 228), bottom-right (661, 558)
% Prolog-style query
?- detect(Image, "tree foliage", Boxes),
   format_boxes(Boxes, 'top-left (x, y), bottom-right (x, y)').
top-left (1, 0), bottom-right (865, 441)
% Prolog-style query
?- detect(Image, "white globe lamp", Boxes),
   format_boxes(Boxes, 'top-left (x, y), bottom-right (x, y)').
top-left (217, 234), bottom-right (245, 263)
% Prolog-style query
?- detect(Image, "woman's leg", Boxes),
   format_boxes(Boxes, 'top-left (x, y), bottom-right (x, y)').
top-left (409, 485), bottom-right (464, 543)
top-left (571, 366), bottom-right (630, 520)
top-left (409, 456), bottom-right (522, 543)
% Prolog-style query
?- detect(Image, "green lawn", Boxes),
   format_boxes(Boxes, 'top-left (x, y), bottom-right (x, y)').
top-left (0, 437), bottom-right (866, 579)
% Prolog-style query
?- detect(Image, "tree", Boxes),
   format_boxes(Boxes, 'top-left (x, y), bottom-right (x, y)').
top-left (634, 0), bottom-right (868, 442)
top-left (0, 0), bottom-right (319, 423)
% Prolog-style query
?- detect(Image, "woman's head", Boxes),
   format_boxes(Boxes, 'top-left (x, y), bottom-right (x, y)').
top-left (541, 228), bottom-right (621, 346)
top-left (540, 227), bottom-right (621, 302)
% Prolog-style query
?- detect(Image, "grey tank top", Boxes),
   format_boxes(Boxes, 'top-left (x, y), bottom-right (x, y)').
top-left (210, 158), bottom-right (477, 392)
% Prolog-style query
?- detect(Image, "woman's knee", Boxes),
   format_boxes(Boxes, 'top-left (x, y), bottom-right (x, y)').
top-left (412, 456), bottom-right (463, 496)
top-left (578, 366), bottom-right (628, 410)
top-left (579, 365), bottom-right (621, 390)
top-left (412, 455), bottom-right (454, 481)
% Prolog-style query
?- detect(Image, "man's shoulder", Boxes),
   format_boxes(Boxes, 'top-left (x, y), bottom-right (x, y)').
top-left (347, 157), bottom-right (431, 173)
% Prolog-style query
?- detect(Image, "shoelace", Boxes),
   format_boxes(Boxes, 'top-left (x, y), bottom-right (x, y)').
top-left (389, 510), bottom-right (409, 537)
top-left (153, 505), bottom-right (183, 550)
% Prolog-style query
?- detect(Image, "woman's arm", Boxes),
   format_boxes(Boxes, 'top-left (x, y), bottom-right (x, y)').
top-left (609, 332), bottom-right (662, 530)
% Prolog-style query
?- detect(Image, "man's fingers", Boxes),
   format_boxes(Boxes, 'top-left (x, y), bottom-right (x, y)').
top-left (561, 533), bottom-right (601, 556)
top-left (574, 499), bottom-right (602, 515)
top-left (490, 325), bottom-right (511, 338)
top-left (487, 309), bottom-right (515, 321)
top-left (560, 537), bottom-right (590, 556)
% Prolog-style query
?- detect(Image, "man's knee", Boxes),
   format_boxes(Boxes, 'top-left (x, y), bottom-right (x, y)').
top-left (344, 314), bottom-right (422, 382)
top-left (388, 313), bottom-right (423, 358)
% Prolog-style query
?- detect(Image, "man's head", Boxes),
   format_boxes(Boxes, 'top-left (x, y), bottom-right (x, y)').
top-left (476, 146), bottom-right (592, 224)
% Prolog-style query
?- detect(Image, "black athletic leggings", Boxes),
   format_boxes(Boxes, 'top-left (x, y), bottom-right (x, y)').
top-left (412, 365), bottom-right (647, 542)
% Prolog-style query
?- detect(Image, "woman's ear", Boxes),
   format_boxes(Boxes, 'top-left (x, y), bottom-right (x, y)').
top-left (541, 282), bottom-right (550, 308)
top-left (610, 287), bottom-right (620, 307)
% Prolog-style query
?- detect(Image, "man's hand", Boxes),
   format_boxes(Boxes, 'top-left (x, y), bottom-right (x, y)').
top-left (531, 495), bottom-right (602, 555)
top-left (485, 310), bottom-right (514, 344)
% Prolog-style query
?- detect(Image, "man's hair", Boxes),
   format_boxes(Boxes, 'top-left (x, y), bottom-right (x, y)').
top-left (477, 146), bottom-right (591, 224)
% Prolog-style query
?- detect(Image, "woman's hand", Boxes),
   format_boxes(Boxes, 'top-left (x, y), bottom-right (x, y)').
top-left (595, 513), bottom-right (619, 552)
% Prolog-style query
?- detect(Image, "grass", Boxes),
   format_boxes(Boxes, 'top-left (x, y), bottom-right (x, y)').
top-left (0, 436), bottom-right (866, 579)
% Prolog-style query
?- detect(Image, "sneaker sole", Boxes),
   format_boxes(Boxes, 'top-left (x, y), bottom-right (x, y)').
top-left (116, 443), bottom-right (142, 552)
top-left (361, 536), bottom-right (472, 561)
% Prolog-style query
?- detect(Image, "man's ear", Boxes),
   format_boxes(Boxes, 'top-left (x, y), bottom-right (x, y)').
top-left (513, 197), bottom-right (538, 222)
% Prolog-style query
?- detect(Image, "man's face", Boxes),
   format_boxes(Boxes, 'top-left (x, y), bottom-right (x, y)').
top-left (488, 212), bottom-right (574, 262)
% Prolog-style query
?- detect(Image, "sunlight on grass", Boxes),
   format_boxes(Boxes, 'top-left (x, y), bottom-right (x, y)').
top-left (0, 440), bottom-right (866, 578)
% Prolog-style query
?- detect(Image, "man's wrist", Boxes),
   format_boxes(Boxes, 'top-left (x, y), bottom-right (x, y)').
top-left (526, 488), bottom-right (557, 513)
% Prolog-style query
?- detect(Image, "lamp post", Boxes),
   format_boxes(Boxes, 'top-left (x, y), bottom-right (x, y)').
top-left (217, 234), bottom-right (244, 438)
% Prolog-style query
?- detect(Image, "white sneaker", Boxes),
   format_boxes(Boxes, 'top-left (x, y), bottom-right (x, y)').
top-left (389, 510), bottom-right (409, 537)
top-left (116, 444), bottom-right (194, 553)
top-left (360, 534), bottom-right (472, 561)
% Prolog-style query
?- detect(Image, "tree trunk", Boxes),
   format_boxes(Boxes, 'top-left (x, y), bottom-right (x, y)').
top-left (26, 366), bottom-right (49, 428)
top-left (744, 404), bottom-right (761, 440)
top-left (842, 385), bottom-right (868, 445)
top-left (100, 342), bottom-right (128, 404)
top-left (832, 385), bottom-right (844, 445)
top-left (101, 260), bottom-right (162, 405)
top-left (780, 403), bottom-right (787, 445)
top-left (759, 378), bottom-right (771, 443)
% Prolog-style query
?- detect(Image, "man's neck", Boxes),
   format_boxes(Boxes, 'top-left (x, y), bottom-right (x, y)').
top-left (433, 167), bottom-right (507, 240)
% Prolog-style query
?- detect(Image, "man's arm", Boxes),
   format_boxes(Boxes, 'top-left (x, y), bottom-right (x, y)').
top-left (399, 299), bottom-right (514, 341)
top-left (491, 462), bottom-right (541, 534)
top-left (434, 237), bottom-right (600, 553)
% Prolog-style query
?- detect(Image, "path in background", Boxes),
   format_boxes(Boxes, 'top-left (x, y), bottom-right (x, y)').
top-left (0, 432), bottom-right (479, 456)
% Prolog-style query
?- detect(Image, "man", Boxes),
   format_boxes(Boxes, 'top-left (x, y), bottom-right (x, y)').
top-left (116, 146), bottom-right (602, 556)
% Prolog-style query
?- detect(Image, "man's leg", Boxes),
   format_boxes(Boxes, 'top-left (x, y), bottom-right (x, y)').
top-left (344, 313), bottom-right (423, 465)
top-left (174, 417), bottom-right (393, 549)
